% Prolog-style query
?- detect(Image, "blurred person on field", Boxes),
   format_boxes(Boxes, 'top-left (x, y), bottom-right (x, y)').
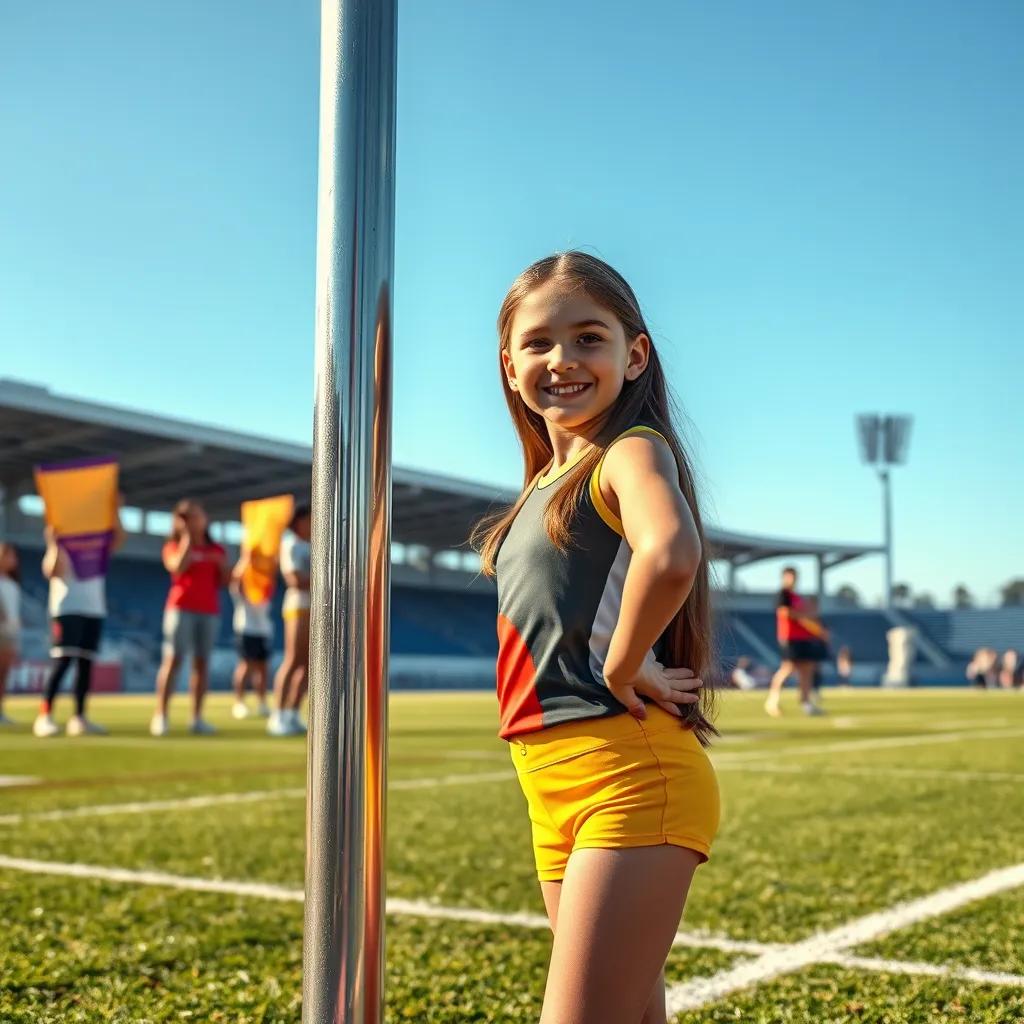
top-left (34, 504), bottom-right (124, 738)
top-left (730, 656), bottom-right (758, 690)
top-left (765, 566), bottom-right (827, 717)
top-left (229, 549), bottom-right (273, 719)
top-left (150, 499), bottom-right (228, 737)
top-left (0, 543), bottom-right (22, 726)
top-left (268, 504), bottom-right (311, 737)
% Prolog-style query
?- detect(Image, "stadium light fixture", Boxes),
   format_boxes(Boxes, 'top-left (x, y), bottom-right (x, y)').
top-left (855, 414), bottom-right (912, 608)
top-left (305, 1), bottom-right (396, 1021)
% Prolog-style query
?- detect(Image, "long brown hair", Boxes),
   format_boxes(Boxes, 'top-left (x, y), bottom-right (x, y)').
top-left (471, 251), bottom-right (718, 744)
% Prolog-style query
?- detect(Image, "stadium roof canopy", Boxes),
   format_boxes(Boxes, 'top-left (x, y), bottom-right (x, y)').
top-left (1, 378), bottom-right (882, 567)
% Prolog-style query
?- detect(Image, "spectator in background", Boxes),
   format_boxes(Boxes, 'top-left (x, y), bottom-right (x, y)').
top-left (966, 647), bottom-right (999, 689)
top-left (999, 649), bottom-right (1021, 690)
top-left (730, 656), bottom-right (758, 690)
top-left (34, 507), bottom-right (125, 738)
top-left (268, 504), bottom-right (311, 737)
top-left (0, 543), bottom-right (21, 726)
top-left (229, 549), bottom-right (272, 720)
top-left (151, 499), bottom-right (229, 737)
top-left (836, 646), bottom-right (854, 687)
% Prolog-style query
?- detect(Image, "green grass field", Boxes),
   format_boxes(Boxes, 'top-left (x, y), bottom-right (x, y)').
top-left (1, 688), bottom-right (1022, 1023)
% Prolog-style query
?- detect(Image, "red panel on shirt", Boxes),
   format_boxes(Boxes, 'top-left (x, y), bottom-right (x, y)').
top-left (777, 589), bottom-right (817, 643)
top-left (496, 614), bottom-right (545, 739)
top-left (164, 541), bottom-right (225, 615)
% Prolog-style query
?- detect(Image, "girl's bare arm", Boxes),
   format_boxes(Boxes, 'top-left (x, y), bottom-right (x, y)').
top-left (599, 435), bottom-right (702, 690)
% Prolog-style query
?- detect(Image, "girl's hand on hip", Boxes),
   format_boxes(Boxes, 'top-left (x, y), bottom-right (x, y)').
top-left (607, 658), bottom-right (702, 721)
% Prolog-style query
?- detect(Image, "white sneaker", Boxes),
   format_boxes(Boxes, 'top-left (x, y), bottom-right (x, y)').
top-left (231, 701), bottom-right (250, 720)
top-left (33, 713), bottom-right (61, 738)
top-left (764, 696), bottom-right (782, 718)
top-left (150, 713), bottom-right (169, 737)
top-left (66, 715), bottom-right (108, 737)
top-left (267, 711), bottom-right (296, 737)
top-left (802, 701), bottom-right (826, 717)
top-left (189, 718), bottom-right (217, 736)
top-left (256, 702), bottom-right (271, 718)
top-left (0, 711), bottom-right (15, 726)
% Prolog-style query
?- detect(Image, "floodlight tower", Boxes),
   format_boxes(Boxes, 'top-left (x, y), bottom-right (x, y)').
top-left (856, 414), bottom-right (912, 608)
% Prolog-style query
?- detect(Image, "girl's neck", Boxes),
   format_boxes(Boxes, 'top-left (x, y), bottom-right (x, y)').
top-left (545, 420), bottom-right (604, 472)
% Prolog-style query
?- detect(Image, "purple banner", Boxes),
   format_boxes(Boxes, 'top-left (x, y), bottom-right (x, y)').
top-left (58, 530), bottom-right (115, 581)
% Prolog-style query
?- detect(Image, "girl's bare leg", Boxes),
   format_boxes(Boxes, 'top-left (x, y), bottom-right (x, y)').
top-left (538, 845), bottom-right (701, 1024)
top-left (286, 614), bottom-right (310, 711)
top-left (190, 656), bottom-right (209, 719)
top-left (542, 879), bottom-right (668, 1024)
top-left (155, 654), bottom-right (182, 716)
top-left (232, 659), bottom-right (249, 702)
top-left (253, 661), bottom-right (268, 703)
top-left (796, 662), bottom-right (814, 703)
top-left (272, 617), bottom-right (298, 711)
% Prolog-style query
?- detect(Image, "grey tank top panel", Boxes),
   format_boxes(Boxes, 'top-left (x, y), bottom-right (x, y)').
top-left (494, 465), bottom-right (632, 738)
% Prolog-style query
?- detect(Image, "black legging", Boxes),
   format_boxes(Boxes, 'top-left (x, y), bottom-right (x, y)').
top-left (44, 656), bottom-right (94, 716)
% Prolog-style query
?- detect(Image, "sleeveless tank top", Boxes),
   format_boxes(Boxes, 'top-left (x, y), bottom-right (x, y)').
top-left (494, 425), bottom-right (669, 740)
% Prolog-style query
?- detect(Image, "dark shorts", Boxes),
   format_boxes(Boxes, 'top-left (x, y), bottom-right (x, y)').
top-left (781, 639), bottom-right (827, 663)
top-left (50, 615), bottom-right (104, 659)
top-left (236, 633), bottom-right (270, 662)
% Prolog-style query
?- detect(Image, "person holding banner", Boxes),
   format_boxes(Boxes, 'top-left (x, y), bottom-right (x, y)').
top-left (150, 499), bottom-right (229, 737)
top-left (229, 550), bottom-right (273, 720)
top-left (268, 503), bottom-right (311, 737)
top-left (230, 494), bottom-right (293, 720)
top-left (32, 456), bottom-right (122, 736)
top-left (33, 515), bottom-right (125, 738)
top-left (0, 542), bottom-right (21, 726)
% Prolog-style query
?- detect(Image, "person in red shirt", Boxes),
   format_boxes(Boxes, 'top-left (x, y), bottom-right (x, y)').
top-left (150, 499), bottom-right (229, 737)
top-left (765, 566), bottom-right (827, 717)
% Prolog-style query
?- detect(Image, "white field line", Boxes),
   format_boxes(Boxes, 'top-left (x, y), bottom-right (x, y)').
top-left (0, 771), bottom-right (516, 826)
top-left (717, 764), bottom-right (1024, 784)
top-left (665, 861), bottom-right (1024, 1013)
top-left (0, 854), bottom-right (767, 956)
top-left (712, 726), bottom-right (1024, 765)
top-left (0, 776), bottom-right (40, 787)
top-left (825, 953), bottom-right (1024, 989)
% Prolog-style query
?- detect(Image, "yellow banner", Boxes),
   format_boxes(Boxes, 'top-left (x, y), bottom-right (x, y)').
top-left (240, 495), bottom-right (294, 604)
top-left (34, 456), bottom-right (119, 579)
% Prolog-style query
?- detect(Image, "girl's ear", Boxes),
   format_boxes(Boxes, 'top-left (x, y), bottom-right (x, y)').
top-left (500, 347), bottom-right (519, 391)
top-left (624, 333), bottom-right (650, 381)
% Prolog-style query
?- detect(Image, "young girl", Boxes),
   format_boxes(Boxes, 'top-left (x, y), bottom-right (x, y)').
top-left (151, 499), bottom-right (229, 737)
top-left (229, 550), bottom-right (273, 719)
top-left (0, 543), bottom-right (21, 726)
top-left (473, 252), bottom-right (720, 1024)
top-left (268, 504), bottom-right (311, 737)
top-left (34, 511), bottom-right (124, 738)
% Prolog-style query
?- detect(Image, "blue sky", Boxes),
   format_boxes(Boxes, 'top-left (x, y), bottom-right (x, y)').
top-left (2, 1), bottom-right (1021, 606)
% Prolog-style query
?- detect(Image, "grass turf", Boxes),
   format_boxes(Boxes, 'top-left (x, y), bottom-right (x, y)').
top-left (0, 688), bottom-right (1021, 1021)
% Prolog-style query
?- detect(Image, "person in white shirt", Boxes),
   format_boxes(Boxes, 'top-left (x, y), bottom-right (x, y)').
top-left (34, 513), bottom-right (124, 738)
top-left (229, 550), bottom-right (273, 719)
top-left (0, 542), bottom-right (21, 726)
top-left (268, 504), bottom-right (311, 737)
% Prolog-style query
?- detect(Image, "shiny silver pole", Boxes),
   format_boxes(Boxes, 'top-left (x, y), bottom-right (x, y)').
top-left (304, 0), bottom-right (395, 1020)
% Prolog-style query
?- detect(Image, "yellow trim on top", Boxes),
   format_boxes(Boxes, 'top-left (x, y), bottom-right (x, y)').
top-left (587, 425), bottom-right (670, 537)
top-left (536, 442), bottom-right (594, 489)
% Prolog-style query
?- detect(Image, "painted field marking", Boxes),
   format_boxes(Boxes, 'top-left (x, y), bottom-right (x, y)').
top-left (712, 726), bottom-right (1024, 766)
top-left (716, 764), bottom-right (1024, 784)
top-left (665, 860), bottom-right (1024, 1013)
top-left (0, 776), bottom-right (40, 787)
top-left (0, 854), bottom-right (766, 956)
top-left (0, 771), bottom-right (516, 826)
top-left (827, 952), bottom-right (1024, 989)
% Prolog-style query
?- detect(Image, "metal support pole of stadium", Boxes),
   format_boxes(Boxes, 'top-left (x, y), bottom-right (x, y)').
top-left (304, 0), bottom-right (396, 1021)
top-left (879, 467), bottom-right (893, 609)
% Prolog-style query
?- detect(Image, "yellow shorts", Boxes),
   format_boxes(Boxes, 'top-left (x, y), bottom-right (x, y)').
top-left (509, 703), bottom-right (720, 881)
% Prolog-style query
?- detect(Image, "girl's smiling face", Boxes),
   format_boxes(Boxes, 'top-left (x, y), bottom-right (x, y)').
top-left (502, 278), bottom-right (649, 432)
